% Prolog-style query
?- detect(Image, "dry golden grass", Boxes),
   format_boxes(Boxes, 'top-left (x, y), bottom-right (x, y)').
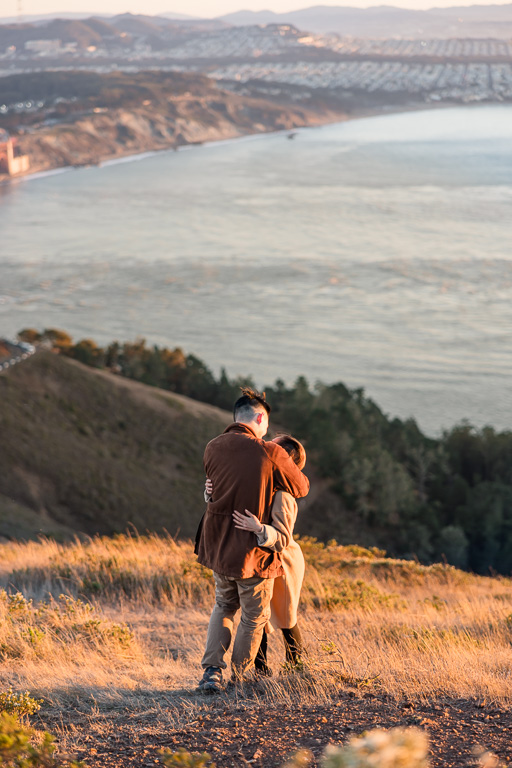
top-left (1, 533), bottom-right (512, 740)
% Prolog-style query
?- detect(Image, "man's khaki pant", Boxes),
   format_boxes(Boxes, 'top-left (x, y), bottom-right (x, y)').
top-left (201, 572), bottom-right (273, 678)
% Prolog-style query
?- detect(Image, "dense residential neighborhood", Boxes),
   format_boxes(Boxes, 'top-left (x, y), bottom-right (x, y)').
top-left (209, 58), bottom-right (512, 101)
top-left (2, 17), bottom-right (512, 105)
top-left (1, 11), bottom-right (512, 178)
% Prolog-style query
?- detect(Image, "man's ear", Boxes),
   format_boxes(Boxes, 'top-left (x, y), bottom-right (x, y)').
top-left (256, 413), bottom-right (263, 425)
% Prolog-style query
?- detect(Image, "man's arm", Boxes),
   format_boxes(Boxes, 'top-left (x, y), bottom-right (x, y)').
top-left (265, 442), bottom-right (310, 499)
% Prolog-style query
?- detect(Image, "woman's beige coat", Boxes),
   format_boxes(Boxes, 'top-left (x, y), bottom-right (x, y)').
top-left (256, 490), bottom-right (304, 630)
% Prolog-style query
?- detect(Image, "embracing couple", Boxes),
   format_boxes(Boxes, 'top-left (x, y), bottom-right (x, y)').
top-left (194, 387), bottom-right (310, 693)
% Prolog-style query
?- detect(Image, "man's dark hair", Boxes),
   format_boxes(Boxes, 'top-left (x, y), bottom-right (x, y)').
top-left (233, 386), bottom-right (271, 422)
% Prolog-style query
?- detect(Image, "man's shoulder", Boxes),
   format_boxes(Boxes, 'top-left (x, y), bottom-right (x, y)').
top-left (205, 431), bottom-right (228, 447)
top-left (205, 429), bottom-right (266, 454)
top-left (204, 432), bottom-right (232, 454)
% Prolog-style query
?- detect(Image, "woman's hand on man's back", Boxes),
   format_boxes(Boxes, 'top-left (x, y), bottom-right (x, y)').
top-left (232, 509), bottom-right (264, 535)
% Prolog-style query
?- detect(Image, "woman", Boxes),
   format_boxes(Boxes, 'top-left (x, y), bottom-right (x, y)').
top-left (231, 434), bottom-right (307, 674)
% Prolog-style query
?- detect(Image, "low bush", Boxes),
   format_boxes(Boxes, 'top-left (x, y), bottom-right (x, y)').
top-left (0, 591), bottom-right (136, 661)
top-left (159, 748), bottom-right (215, 768)
top-left (0, 688), bottom-right (42, 719)
top-left (322, 727), bottom-right (429, 768)
top-left (160, 728), bottom-right (430, 768)
top-left (0, 711), bottom-right (87, 767)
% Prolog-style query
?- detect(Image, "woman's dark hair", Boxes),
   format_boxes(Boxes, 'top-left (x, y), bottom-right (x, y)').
top-left (273, 434), bottom-right (306, 470)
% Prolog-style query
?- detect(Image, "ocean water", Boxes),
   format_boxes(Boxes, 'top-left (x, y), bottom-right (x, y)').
top-left (1, 105), bottom-right (512, 435)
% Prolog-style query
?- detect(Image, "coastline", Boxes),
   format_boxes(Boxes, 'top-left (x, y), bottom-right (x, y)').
top-left (1, 115), bottom-right (342, 186)
top-left (0, 99), bottom-right (454, 185)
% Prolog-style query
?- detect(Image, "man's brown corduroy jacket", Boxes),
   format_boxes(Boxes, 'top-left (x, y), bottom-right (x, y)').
top-left (195, 422), bottom-right (310, 579)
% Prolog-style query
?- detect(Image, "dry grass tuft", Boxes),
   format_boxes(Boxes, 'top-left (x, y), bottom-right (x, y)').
top-left (0, 534), bottom-right (214, 606)
top-left (0, 591), bottom-right (136, 663)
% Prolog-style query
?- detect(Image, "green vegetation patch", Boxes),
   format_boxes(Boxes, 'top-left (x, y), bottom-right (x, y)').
top-left (305, 576), bottom-right (405, 612)
top-left (297, 537), bottom-right (387, 572)
top-left (160, 749), bottom-right (215, 768)
top-left (0, 711), bottom-right (86, 767)
top-left (0, 688), bottom-right (42, 719)
top-left (0, 591), bottom-right (135, 661)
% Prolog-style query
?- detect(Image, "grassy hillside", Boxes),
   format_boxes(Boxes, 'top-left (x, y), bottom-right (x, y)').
top-left (0, 535), bottom-right (511, 767)
top-left (0, 352), bottom-right (230, 539)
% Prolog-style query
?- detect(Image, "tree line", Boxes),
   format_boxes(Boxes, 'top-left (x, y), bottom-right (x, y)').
top-left (20, 328), bottom-right (512, 575)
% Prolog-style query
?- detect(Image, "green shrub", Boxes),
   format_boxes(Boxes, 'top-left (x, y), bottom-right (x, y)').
top-left (159, 748), bottom-right (215, 768)
top-left (160, 729), bottom-right (430, 768)
top-left (0, 689), bottom-right (42, 719)
top-left (322, 727), bottom-right (429, 768)
top-left (307, 578), bottom-right (405, 611)
top-left (0, 591), bottom-right (136, 660)
top-left (0, 711), bottom-right (87, 767)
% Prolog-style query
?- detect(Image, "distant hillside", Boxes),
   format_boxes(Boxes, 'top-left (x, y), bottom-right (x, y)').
top-left (0, 18), bottom-right (127, 50)
top-left (0, 352), bottom-right (230, 540)
top-left (0, 11), bottom-right (201, 24)
top-left (4, 5), bottom-right (512, 45)
top-left (0, 12), bottom-right (108, 24)
top-left (219, 3), bottom-right (512, 38)
top-left (0, 12), bottom-right (227, 52)
top-left (0, 70), bottom-right (345, 177)
top-left (0, 351), bottom-right (360, 546)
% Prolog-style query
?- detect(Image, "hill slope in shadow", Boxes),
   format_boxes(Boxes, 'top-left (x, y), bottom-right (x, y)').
top-left (0, 351), bottom-right (363, 546)
top-left (0, 352), bottom-right (231, 540)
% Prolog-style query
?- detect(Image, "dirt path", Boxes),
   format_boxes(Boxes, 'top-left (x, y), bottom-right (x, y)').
top-left (52, 694), bottom-right (512, 767)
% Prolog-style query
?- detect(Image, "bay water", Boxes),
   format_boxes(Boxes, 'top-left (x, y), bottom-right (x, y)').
top-left (1, 105), bottom-right (511, 435)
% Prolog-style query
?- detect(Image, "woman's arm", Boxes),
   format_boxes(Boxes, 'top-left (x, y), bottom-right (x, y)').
top-left (232, 492), bottom-right (297, 553)
top-left (259, 491), bottom-right (297, 552)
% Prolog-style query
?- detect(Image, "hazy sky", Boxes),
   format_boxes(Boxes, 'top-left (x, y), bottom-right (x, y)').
top-left (7, 0), bottom-right (512, 17)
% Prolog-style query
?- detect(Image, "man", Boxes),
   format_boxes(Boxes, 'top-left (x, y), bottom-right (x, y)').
top-left (195, 387), bottom-right (309, 693)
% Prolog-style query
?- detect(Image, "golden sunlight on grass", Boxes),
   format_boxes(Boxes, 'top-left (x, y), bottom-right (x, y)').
top-left (1, 533), bottom-right (512, 718)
